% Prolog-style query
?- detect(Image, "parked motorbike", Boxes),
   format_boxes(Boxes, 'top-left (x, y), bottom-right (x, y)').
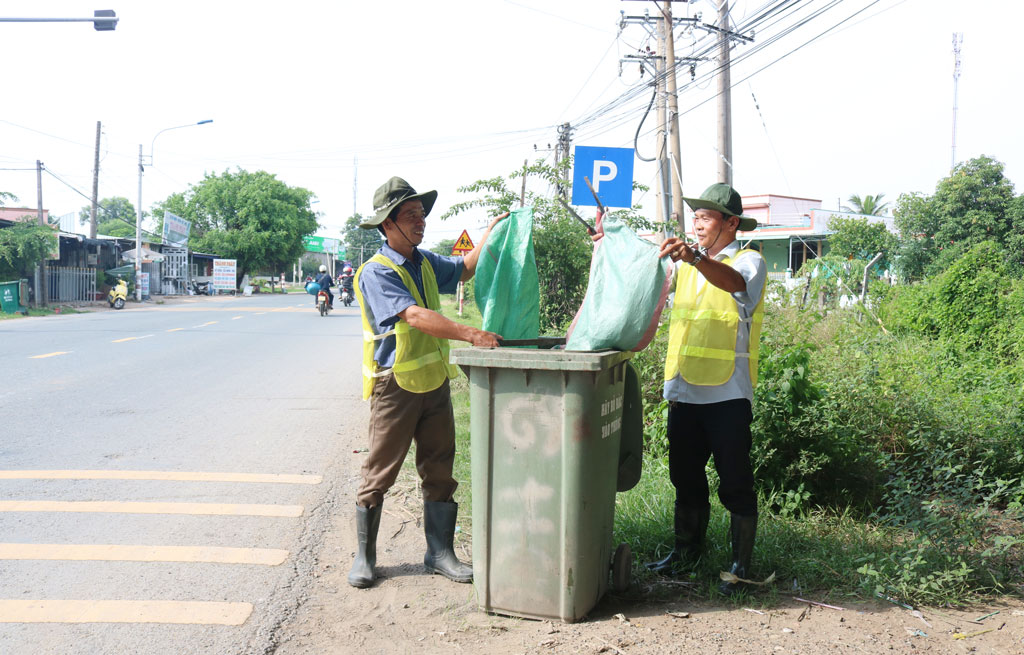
top-left (340, 287), bottom-right (354, 307)
top-left (190, 280), bottom-right (210, 296)
top-left (107, 278), bottom-right (128, 310)
top-left (317, 289), bottom-right (331, 316)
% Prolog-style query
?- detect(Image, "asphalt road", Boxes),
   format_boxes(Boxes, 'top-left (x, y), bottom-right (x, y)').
top-left (0, 293), bottom-right (366, 654)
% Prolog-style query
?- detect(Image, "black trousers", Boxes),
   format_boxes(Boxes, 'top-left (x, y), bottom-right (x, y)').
top-left (667, 398), bottom-right (757, 517)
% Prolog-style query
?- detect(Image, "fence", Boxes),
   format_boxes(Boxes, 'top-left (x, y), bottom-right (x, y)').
top-left (46, 265), bottom-right (98, 304)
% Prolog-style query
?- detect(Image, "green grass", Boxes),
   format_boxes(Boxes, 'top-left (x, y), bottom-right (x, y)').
top-left (614, 456), bottom-right (895, 602)
top-left (0, 306), bottom-right (83, 320)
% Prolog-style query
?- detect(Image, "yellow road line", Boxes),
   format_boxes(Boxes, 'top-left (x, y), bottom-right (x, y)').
top-left (193, 321), bottom-right (218, 328)
top-left (0, 543), bottom-right (288, 565)
top-left (0, 470), bottom-right (322, 484)
top-left (0, 501), bottom-right (303, 517)
top-left (0, 599), bottom-right (252, 625)
top-left (29, 352), bottom-right (70, 359)
top-left (111, 335), bottom-right (154, 343)
top-left (231, 316), bottom-right (243, 320)
top-left (167, 327), bottom-right (184, 332)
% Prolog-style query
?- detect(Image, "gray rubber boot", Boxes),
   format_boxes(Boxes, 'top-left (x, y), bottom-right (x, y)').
top-left (423, 500), bottom-right (472, 583)
top-left (347, 504), bottom-right (382, 588)
top-left (646, 503), bottom-right (710, 574)
top-left (719, 513), bottom-right (757, 596)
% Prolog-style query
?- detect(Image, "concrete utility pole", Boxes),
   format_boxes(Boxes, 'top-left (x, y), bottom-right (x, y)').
top-left (716, 1), bottom-right (733, 185)
top-left (36, 160), bottom-right (47, 307)
top-left (556, 122), bottom-right (573, 201)
top-left (136, 144), bottom-right (144, 301)
top-left (661, 1), bottom-right (685, 232)
top-left (951, 32), bottom-right (963, 171)
top-left (656, 12), bottom-right (670, 232)
top-left (90, 121), bottom-right (101, 238)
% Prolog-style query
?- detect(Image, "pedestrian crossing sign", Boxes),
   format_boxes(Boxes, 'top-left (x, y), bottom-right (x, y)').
top-left (451, 230), bottom-right (474, 255)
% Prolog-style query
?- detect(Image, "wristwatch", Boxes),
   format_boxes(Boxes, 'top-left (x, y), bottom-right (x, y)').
top-left (689, 249), bottom-right (704, 266)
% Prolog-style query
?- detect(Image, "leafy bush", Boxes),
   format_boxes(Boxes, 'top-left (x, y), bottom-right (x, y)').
top-left (856, 441), bottom-right (1024, 604)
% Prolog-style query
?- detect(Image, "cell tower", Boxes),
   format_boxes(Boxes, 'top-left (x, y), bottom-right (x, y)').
top-left (951, 32), bottom-right (963, 171)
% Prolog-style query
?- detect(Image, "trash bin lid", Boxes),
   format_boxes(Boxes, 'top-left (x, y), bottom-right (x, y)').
top-left (450, 347), bottom-right (631, 372)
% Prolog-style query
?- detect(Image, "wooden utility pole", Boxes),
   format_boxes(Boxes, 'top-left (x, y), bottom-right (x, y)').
top-left (662, 1), bottom-right (684, 232)
top-left (716, 1), bottom-right (733, 185)
top-left (90, 121), bottom-right (101, 238)
top-left (36, 160), bottom-right (47, 307)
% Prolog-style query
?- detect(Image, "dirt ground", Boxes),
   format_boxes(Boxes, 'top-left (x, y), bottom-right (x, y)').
top-left (270, 458), bottom-right (1024, 655)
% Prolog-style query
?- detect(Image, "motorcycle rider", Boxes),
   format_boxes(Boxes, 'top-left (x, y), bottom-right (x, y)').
top-left (339, 265), bottom-right (355, 305)
top-left (314, 264), bottom-right (334, 309)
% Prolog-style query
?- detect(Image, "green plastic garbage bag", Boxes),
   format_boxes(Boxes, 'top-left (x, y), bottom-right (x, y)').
top-left (474, 206), bottom-right (539, 341)
top-left (565, 214), bottom-right (672, 352)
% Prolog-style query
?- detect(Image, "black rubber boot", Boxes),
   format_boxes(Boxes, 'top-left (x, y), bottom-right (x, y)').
top-left (646, 503), bottom-right (710, 574)
top-left (423, 500), bottom-right (472, 583)
top-left (719, 513), bottom-right (757, 596)
top-left (347, 504), bottom-right (382, 588)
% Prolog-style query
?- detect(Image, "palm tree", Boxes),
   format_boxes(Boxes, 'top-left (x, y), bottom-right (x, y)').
top-left (842, 193), bottom-right (890, 216)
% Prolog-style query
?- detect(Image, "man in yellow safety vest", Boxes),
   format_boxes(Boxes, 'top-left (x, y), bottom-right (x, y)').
top-left (347, 176), bottom-right (506, 589)
top-left (650, 183), bottom-right (767, 596)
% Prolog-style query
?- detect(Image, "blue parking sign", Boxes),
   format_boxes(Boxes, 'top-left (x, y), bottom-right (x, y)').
top-left (571, 146), bottom-right (635, 208)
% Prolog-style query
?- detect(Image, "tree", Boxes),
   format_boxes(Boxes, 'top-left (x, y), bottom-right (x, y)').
top-left (80, 197), bottom-right (139, 238)
top-left (343, 213), bottom-right (383, 268)
top-left (842, 193), bottom-right (890, 216)
top-left (443, 158), bottom-right (651, 332)
top-left (894, 155), bottom-right (1018, 280)
top-left (826, 216), bottom-right (897, 267)
top-left (152, 169), bottom-right (317, 284)
top-left (430, 238), bottom-right (457, 257)
top-left (0, 191), bottom-right (17, 206)
top-left (0, 223), bottom-right (57, 279)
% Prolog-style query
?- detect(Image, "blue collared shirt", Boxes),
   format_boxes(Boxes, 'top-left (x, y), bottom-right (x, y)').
top-left (358, 243), bottom-right (464, 368)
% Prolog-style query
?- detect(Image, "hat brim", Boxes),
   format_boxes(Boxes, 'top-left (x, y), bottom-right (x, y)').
top-left (682, 196), bottom-right (758, 231)
top-left (359, 189), bottom-right (438, 229)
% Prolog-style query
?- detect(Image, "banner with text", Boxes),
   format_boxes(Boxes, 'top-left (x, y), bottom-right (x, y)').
top-left (163, 211), bottom-right (191, 247)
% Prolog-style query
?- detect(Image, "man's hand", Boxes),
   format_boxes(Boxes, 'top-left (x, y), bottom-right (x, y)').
top-left (468, 328), bottom-right (502, 348)
top-left (659, 237), bottom-right (698, 263)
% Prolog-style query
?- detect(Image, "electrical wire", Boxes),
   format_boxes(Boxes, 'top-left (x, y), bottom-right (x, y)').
top-left (43, 167), bottom-right (163, 240)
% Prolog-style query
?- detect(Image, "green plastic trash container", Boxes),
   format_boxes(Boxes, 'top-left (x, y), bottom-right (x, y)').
top-left (450, 347), bottom-right (634, 623)
top-left (0, 280), bottom-right (25, 314)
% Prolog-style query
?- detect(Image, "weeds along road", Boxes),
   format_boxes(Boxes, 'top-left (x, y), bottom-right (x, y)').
top-left (0, 294), bottom-right (366, 655)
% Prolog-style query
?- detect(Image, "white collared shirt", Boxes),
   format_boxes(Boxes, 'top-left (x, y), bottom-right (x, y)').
top-left (663, 240), bottom-right (767, 405)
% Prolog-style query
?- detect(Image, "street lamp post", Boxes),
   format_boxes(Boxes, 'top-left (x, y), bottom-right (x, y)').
top-left (136, 120), bottom-right (213, 301)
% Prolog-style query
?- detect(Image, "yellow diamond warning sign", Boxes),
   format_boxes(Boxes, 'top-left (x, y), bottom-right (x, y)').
top-left (451, 229), bottom-right (474, 255)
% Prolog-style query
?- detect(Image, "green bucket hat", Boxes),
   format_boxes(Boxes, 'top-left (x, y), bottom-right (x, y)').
top-left (360, 176), bottom-right (438, 229)
top-left (682, 183), bottom-right (758, 231)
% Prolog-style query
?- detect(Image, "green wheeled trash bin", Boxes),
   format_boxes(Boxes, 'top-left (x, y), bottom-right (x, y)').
top-left (0, 280), bottom-right (27, 314)
top-left (450, 347), bottom-right (635, 623)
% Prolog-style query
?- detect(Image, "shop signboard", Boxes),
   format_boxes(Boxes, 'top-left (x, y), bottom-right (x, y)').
top-left (212, 259), bottom-right (237, 292)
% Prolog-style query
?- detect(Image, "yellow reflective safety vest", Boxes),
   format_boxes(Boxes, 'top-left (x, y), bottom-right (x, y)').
top-left (664, 249), bottom-right (766, 387)
top-left (354, 253), bottom-right (459, 400)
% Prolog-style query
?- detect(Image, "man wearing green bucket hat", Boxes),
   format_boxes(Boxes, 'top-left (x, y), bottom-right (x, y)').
top-left (649, 182), bottom-right (767, 596)
top-left (347, 176), bottom-right (507, 589)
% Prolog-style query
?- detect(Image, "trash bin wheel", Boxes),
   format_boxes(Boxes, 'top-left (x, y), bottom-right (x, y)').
top-left (611, 543), bottom-right (632, 593)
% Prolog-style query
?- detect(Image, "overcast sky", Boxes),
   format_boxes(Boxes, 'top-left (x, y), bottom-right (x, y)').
top-left (2, 0), bottom-right (1020, 249)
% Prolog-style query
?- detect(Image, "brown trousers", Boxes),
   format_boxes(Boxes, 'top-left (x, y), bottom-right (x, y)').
top-left (356, 372), bottom-right (458, 508)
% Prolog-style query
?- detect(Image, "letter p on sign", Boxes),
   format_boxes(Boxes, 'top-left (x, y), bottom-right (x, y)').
top-left (592, 161), bottom-right (618, 190)
top-left (571, 146), bottom-right (635, 209)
